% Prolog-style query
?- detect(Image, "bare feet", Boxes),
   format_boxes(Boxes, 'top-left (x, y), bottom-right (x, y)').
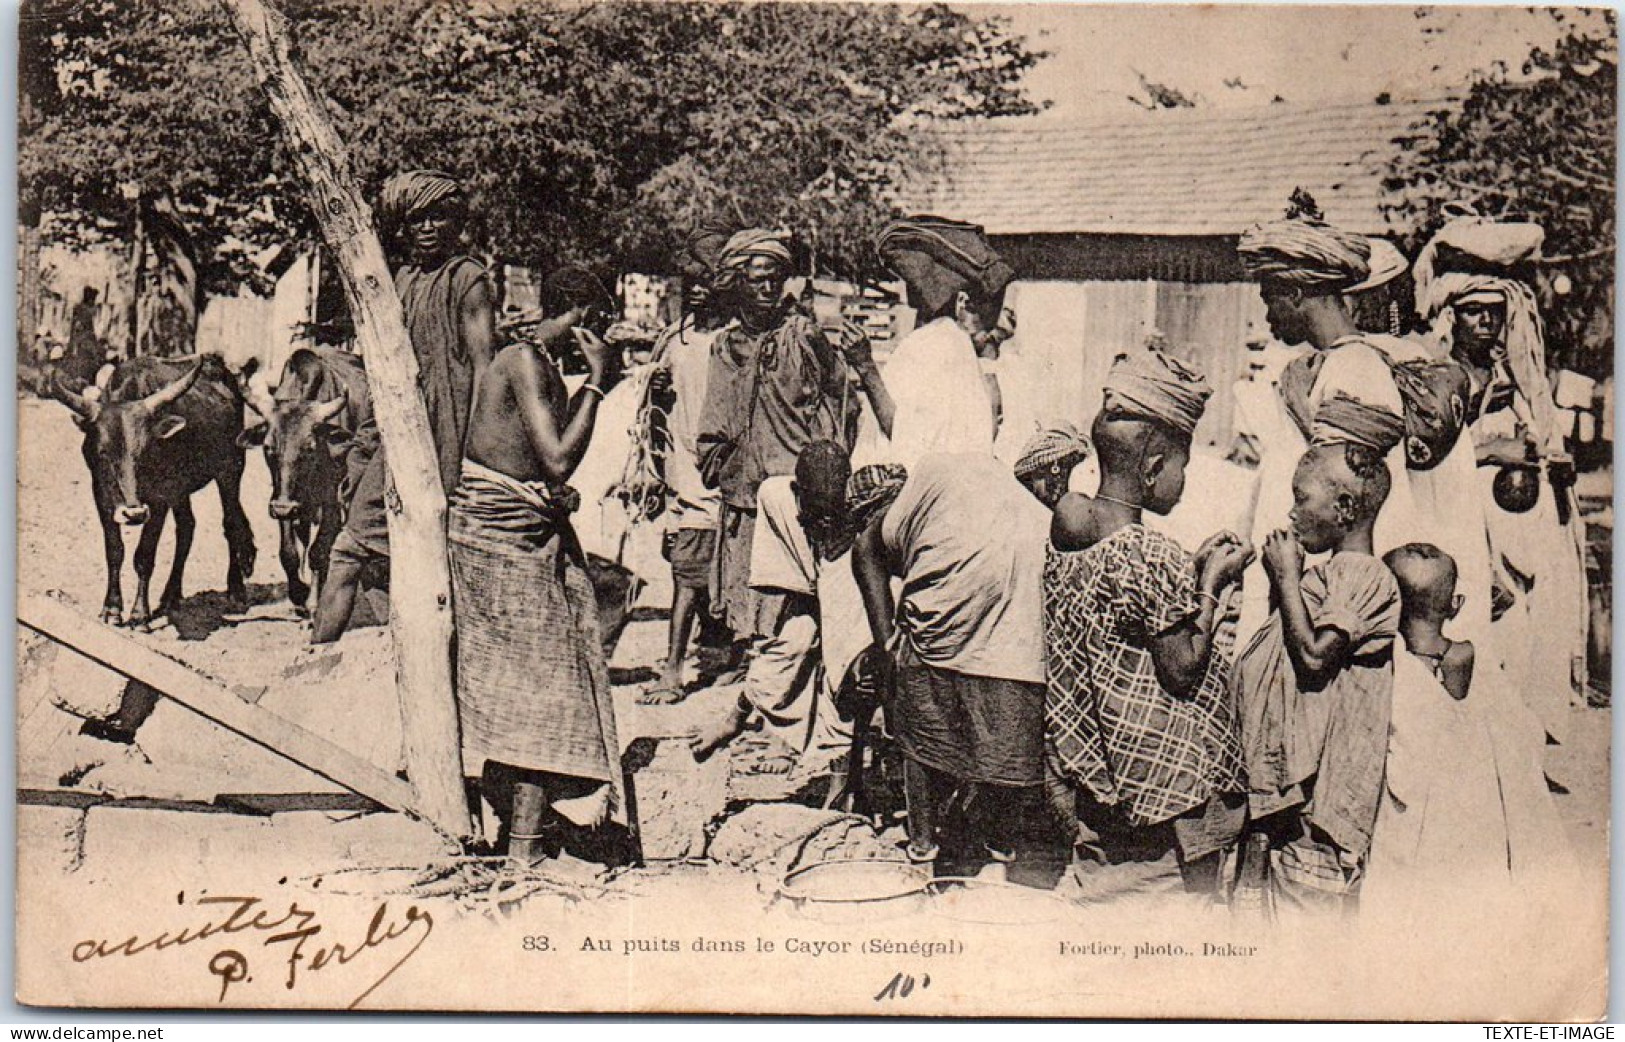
top-left (636, 681), bottom-right (689, 707)
top-left (742, 751), bottom-right (797, 776)
top-left (689, 699), bottom-right (750, 762)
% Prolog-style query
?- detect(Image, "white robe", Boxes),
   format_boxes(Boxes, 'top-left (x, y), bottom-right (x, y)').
top-left (860, 316), bottom-right (995, 468)
top-left (1364, 648), bottom-right (1577, 913)
top-left (1474, 402), bottom-right (1590, 741)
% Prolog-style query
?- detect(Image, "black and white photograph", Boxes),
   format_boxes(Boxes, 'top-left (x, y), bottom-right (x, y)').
top-left (11, 0), bottom-right (1616, 1019)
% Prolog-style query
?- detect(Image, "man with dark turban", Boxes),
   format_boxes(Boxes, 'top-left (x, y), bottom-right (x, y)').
top-left (314, 169), bottom-right (496, 643)
top-left (1044, 347), bottom-right (1253, 905)
top-left (696, 229), bottom-right (882, 645)
top-left (862, 216), bottom-right (1016, 466)
top-left (1233, 198), bottom-right (1487, 650)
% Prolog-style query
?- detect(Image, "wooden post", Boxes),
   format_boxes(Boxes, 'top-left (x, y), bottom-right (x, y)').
top-left (218, 0), bottom-right (469, 839)
top-left (18, 593), bottom-right (436, 828)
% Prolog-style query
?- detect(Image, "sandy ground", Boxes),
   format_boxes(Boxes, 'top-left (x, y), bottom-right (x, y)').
top-left (11, 396), bottom-right (1613, 1015)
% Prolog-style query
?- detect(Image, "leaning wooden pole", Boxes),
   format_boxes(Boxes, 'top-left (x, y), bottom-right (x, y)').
top-left (219, 0), bottom-right (469, 839)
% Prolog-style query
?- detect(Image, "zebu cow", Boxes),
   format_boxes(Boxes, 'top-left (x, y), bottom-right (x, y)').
top-left (54, 354), bottom-right (258, 630)
top-left (238, 347), bottom-right (373, 610)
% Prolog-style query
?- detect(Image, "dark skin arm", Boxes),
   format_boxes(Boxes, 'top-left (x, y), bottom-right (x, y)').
top-left (512, 329), bottom-right (614, 484)
top-left (1441, 640), bottom-right (1475, 702)
top-left (851, 519), bottom-right (897, 649)
top-left (1149, 537), bottom-right (1252, 699)
top-left (834, 321), bottom-right (895, 438)
top-left (1262, 529), bottom-right (1350, 689)
top-left (460, 276), bottom-right (497, 387)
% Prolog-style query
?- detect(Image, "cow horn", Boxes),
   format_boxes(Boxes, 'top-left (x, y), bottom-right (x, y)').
top-left (141, 360), bottom-right (203, 411)
top-left (312, 391), bottom-right (348, 424)
top-left (52, 372), bottom-right (99, 421)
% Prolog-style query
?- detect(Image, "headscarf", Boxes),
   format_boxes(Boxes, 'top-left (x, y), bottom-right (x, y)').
top-left (876, 216), bottom-right (1015, 319)
top-left (1101, 343), bottom-right (1213, 437)
top-left (845, 463), bottom-right (909, 534)
top-left (679, 224), bottom-right (734, 279)
top-left (1347, 238), bottom-right (1408, 294)
top-left (377, 170), bottom-right (464, 232)
top-left (718, 228), bottom-right (793, 271)
top-left (1238, 217), bottom-right (1372, 292)
top-left (1311, 392), bottom-right (1407, 455)
top-left (1014, 421), bottom-right (1091, 480)
top-left (1412, 215), bottom-right (1559, 453)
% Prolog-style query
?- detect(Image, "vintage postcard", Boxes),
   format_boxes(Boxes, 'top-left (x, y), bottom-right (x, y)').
top-left (14, 0), bottom-right (1613, 1019)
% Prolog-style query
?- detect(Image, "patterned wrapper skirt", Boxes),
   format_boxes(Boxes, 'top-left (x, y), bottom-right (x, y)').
top-left (447, 463), bottom-right (622, 818)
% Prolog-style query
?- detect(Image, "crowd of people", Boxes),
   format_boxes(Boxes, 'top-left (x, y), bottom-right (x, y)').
top-left (308, 168), bottom-right (1590, 914)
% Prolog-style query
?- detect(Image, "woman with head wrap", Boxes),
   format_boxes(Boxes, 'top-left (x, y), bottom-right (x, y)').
top-left (314, 169), bottom-right (497, 643)
top-left (1234, 203), bottom-right (1491, 656)
top-left (1013, 421), bottom-right (1091, 508)
top-left (1347, 238), bottom-right (1414, 338)
top-left (1414, 214), bottom-right (1588, 743)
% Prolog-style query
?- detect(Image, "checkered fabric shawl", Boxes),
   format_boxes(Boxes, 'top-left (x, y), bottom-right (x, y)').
top-left (1044, 524), bottom-right (1245, 827)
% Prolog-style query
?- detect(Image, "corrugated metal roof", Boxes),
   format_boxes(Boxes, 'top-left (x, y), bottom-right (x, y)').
top-left (906, 97), bottom-right (1453, 238)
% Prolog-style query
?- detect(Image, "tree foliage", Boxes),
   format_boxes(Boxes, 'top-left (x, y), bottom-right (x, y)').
top-left (20, 0), bottom-right (1045, 294)
top-left (1382, 15), bottom-right (1617, 375)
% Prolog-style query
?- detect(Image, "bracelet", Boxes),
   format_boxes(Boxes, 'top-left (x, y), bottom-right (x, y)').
top-left (1198, 590), bottom-right (1223, 609)
top-left (581, 383), bottom-right (606, 400)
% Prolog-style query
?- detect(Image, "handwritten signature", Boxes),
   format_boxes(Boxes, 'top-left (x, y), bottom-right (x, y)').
top-left (70, 892), bottom-right (434, 1009)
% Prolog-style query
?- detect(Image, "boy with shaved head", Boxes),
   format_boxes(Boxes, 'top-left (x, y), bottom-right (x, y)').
top-left (1233, 396), bottom-right (1407, 913)
top-left (687, 441), bottom-right (857, 773)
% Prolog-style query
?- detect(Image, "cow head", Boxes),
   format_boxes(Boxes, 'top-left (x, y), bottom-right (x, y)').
top-left (239, 392), bottom-right (351, 520)
top-left (57, 362), bottom-right (201, 526)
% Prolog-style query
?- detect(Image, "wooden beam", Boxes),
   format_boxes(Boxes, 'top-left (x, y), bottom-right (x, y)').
top-left (18, 593), bottom-right (433, 833)
top-left (217, 0), bottom-right (469, 838)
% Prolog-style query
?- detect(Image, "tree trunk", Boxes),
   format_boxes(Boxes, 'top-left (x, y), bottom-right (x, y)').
top-left (18, 198), bottom-right (40, 366)
top-left (218, 0), bottom-right (469, 840)
top-left (128, 190), bottom-right (145, 358)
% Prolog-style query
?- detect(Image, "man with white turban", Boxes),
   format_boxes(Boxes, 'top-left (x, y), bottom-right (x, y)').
top-left (1414, 213), bottom-right (1588, 742)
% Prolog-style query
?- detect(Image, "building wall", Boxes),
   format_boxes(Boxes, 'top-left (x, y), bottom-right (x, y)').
top-left (999, 277), bottom-right (1265, 451)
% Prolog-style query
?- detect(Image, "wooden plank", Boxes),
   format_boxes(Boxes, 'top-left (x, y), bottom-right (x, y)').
top-left (18, 593), bottom-right (430, 831)
top-left (219, 0), bottom-right (469, 839)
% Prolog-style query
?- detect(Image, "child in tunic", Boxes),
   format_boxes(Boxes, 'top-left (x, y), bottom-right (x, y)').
top-left (1045, 349), bottom-right (1255, 903)
top-left (1363, 544), bottom-right (1577, 911)
top-left (1233, 410), bottom-right (1404, 914)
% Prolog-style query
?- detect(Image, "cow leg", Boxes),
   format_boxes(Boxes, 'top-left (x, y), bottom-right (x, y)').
top-left (127, 504), bottom-right (169, 631)
top-left (280, 517), bottom-right (311, 610)
top-left (216, 460), bottom-right (256, 610)
top-left (159, 497), bottom-right (195, 613)
top-left (94, 494), bottom-right (126, 625)
top-left (307, 506), bottom-right (341, 609)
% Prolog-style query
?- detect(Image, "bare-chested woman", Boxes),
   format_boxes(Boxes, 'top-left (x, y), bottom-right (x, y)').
top-left (450, 305), bottom-right (625, 865)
